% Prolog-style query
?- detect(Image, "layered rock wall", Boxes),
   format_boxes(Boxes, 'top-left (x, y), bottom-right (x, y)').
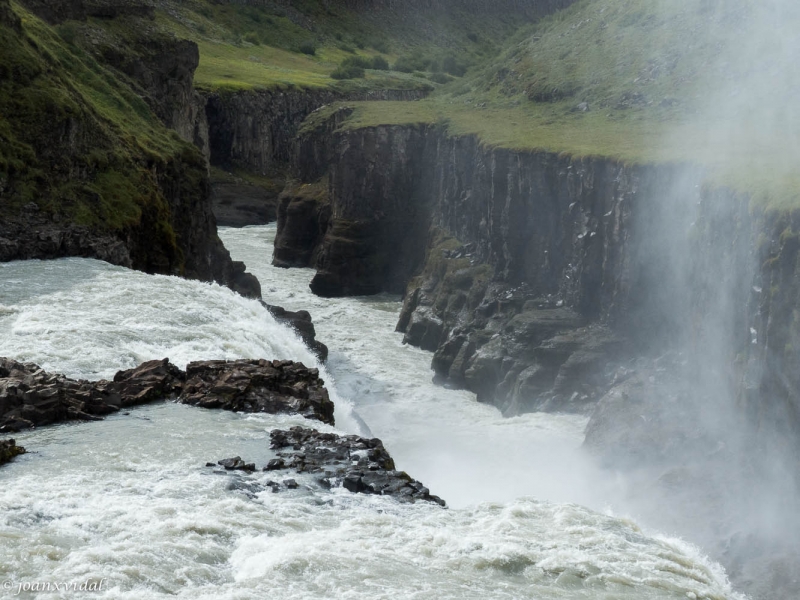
top-left (276, 118), bottom-right (795, 454)
top-left (205, 89), bottom-right (429, 175)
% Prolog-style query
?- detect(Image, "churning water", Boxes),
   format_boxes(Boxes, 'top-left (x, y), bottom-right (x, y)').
top-left (0, 225), bottom-right (744, 599)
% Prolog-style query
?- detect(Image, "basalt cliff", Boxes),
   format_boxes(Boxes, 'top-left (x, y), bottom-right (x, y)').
top-left (276, 112), bottom-right (800, 469)
top-left (0, 0), bottom-right (259, 296)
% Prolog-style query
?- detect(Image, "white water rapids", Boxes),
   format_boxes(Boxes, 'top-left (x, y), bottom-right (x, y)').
top-left (0, 225), bottom-right (745, 599)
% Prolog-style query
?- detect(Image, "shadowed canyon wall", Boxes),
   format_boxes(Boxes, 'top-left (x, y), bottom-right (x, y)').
top-left (276, 115), bottom-right (800, 468)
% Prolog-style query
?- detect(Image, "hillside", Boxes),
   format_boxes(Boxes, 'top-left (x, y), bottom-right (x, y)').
top-left (326, 0), bottom-right (800, 206)
top-left (0, 0), bottom-right (559, 230)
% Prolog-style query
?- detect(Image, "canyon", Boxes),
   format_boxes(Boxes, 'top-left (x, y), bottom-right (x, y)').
top-left (1, 1), bottom-right (799, 597)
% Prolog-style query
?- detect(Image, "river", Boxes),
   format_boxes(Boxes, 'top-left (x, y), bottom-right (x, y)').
top-left (0, 225), bottom-right (742, 599)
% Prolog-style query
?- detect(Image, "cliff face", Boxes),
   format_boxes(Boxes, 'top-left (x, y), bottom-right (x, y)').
top-left (0, 0), bottom-right (258, 297)
top-left (277, 116), bottom-right (795, 455)
top-left (206, 89), bottom-right (429, 175)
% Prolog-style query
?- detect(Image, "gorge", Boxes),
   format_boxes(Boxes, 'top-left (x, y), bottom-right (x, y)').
top-left (1, 0), bottom-right (799, 599)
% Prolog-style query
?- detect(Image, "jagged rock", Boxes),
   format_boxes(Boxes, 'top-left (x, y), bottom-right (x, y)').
top-left (108, 359), bottom-right (185, 407)
top-left (0, 357), bottom-right (333, 432)
top-left (273, 180), bottom-right (331, 269)
top-left (0, 218), bottom-right (132, 268)
top-left (0, 439), bottom-right (25, 466)
top-left (179, 359), bottom-right (335, 425)
top-left (264, 458), bottom-right (285, 471)
top-left (267, 426), bottom-right (446, 505)
top-left (264, 303), bottom-right (329, 362)
top-left (218, 456), bottom-right (255, 472)
top-left (0, 357), bottom-right (184, 432)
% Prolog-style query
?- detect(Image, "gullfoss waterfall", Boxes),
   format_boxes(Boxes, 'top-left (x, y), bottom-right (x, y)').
top-left (0, 226), bottom-right (743, 599)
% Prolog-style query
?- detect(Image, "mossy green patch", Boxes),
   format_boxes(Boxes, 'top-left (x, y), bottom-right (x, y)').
top-left (300, 0), bottom-right (800, 208)
top-left (0, 1), bottom-right (200, 248)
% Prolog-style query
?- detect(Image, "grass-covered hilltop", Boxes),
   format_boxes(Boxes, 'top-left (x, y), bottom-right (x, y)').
top-left (331, 0), bottom-right (800, 206)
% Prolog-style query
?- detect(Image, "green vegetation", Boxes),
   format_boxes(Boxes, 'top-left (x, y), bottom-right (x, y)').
top-left (298, 40), bottom-right (317, 56)
top-left (299, 0), bottom-right (800, 207)
top-left (0, 1), bottom-right (191, 239)
top-left (209, 165), bottom-right (288, 198)
top-left (331, 65), bottom-right (365, 80)
top-left (5, 0), bottom-right (799, 225)
top-left (146, 0), bottom-right (526, 93)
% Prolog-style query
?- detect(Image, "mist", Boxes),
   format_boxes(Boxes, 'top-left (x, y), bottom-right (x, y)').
top-left (568, 1), bottom-right (800, 597)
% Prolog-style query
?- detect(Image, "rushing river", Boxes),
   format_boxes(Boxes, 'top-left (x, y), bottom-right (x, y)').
top-left (0, 225), bottom-right (744, 599)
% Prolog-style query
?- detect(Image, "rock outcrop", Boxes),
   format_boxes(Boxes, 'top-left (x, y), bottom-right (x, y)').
top-left (0, 209), bottom-right (133, 267)
top-left (0, 356), bottom-right (334, 432)
top-left (1, 0), bottom-right (257, 299)
top-left (264, 303), bottom-right (329, 362)
top-left (272, 180), bottom-right (331, 268)
top-left (214, 426), bottom-right (444, 504)
top-left (0, 439), bottom-right (26, 466)
top-left (180, 359), bottom-right (334, 425)
top-left (206, 89), bottom-right (429, 177)
top-left (267, 427), bottom-right (445, 504)
top-left (0, 358), bottom-right (183, 432)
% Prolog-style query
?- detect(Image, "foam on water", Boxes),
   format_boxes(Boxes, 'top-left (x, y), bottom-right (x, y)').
top-left (0, 228), bottom-right (745, 599)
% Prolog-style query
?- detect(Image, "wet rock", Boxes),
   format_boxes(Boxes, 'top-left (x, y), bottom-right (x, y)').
top-left (263, 303), bottom-right (328, 362)
top-left (0, 357), bottom-right (183, 432)
top-left (0, 439), bottom-right (25, 466)
top-left (264, 458), bottom-right (285, 471)
top-left (1, 356), bottom-right (334, 432)
top-left (268, 426), bottom-right (446, 506)
top-left (218, 456), bottom-right (255, 472)
top-left (225, 478), bottom-right (262, 498)
top-left (272, 180), bottom-right (331, 269)
top-left (108, 359), bottom-right (185, 407)
top-left (179, 359), bottom-right (335, 425)
top-left (583, 355), bottom-right (726, 467)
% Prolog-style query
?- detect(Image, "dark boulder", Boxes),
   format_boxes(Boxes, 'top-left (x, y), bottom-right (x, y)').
top-left (218, 456), bottom-right (255, 472)
top-left (268, 426), bottom-right (446, 505)
top-left (263, 303), bottom-right (328, 362)
top-left (0, 439), bottom-right (25, 466)
top-left (179, 359), bottom-right (335, 425)
top-left (108, 359), bottom-right (185, 407)
top-left (0, 357), bottom-right (184, 432)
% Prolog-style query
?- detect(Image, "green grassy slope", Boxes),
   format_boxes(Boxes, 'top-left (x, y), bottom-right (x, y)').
top-left (0, 1), bottom-right (192, 232)
top-left (0, 0), bottom-right (542, 232)
top-left (151, 0), bottom-right (526, 92)
top-left (323, 0), bottom-right (800, 206)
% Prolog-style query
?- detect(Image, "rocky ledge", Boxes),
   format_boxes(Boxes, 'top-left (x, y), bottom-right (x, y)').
top-left (268, 427), bottom-right (445, 505)
top-left (264, 303), bottom-right (329, 362)
top-left (180, 359), bottom-right (334, 425)
top-left (0, 439), bottom-right (26, 466)
top-left (208, 426), bottom-right (445, 505)
top-left (0, 357), bottom-right (334, 432)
